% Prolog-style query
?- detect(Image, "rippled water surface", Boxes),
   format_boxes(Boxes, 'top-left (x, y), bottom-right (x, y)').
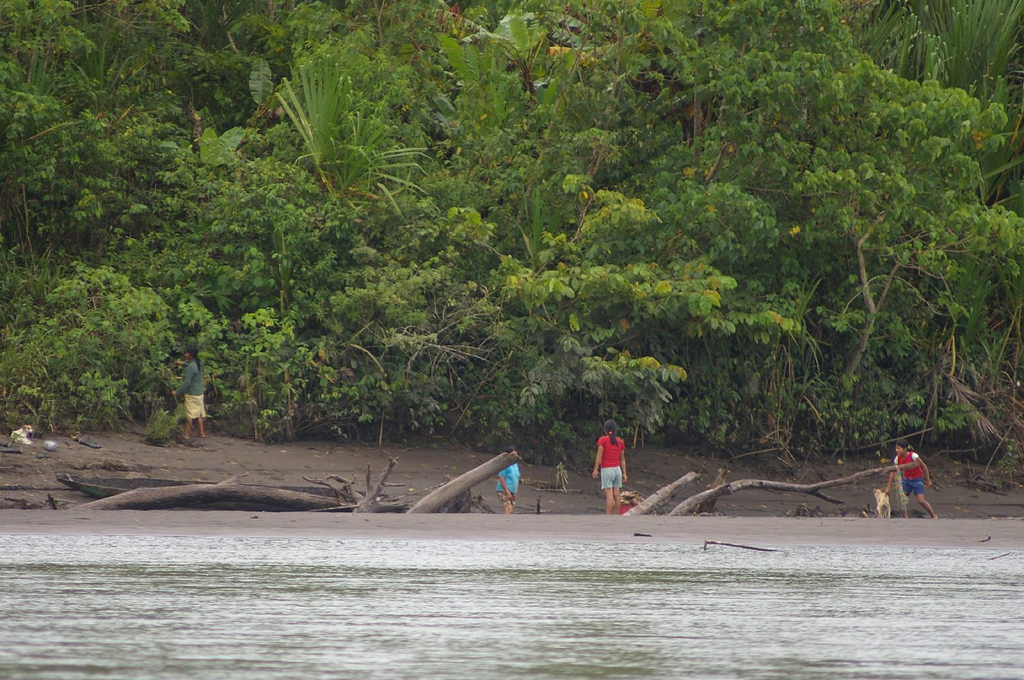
top-left (0, 534), bottom-right (1021, 679)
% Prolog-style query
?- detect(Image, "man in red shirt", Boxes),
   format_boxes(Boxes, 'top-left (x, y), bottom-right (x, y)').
top-left (884, 439), bottom-right (938, 519)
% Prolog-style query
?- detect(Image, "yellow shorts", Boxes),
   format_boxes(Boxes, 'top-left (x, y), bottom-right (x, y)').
top-left (183, 394), bottom-right (206, 420)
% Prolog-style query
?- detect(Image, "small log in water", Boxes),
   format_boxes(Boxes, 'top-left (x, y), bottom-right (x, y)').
top-left (703, 540), bottom-right (777, 552)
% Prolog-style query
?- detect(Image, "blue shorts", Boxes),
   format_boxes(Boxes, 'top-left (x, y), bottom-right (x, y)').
top-left (600, 467), bottom-right (622, 490)
top-left (902, 477), bottom-right (925, 496)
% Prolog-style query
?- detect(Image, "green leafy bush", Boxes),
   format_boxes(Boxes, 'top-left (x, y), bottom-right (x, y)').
top-left (0, 264), bottom-right (173, 430)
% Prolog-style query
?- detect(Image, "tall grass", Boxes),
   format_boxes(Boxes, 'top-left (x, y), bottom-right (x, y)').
top-left (860, 0), bottom-right (1024, 93)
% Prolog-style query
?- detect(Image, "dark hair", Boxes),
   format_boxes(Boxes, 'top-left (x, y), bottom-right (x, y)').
top-left (185, 345), bottom-right (201, 372)
top-left (603, 419), bottom-right (618, 446)
top-left (895, 438), bottom-right (909, 449)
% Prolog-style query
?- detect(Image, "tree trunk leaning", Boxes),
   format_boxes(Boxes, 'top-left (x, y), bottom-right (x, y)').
top-left (622, 471), bottom-right (700, 516)
top-left (407, 451), bottom-right (519, 514)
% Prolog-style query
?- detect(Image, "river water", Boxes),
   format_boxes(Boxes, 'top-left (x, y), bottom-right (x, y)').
top-left (0, 534), bottom-right (1021, 679)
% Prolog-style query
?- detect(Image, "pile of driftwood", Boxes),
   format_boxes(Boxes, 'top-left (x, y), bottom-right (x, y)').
top-left (71, 450), bottom-right (914, 515)
top-left (625, 461), bottom-right (922, 516)
top-left (74, 451), bottom-right (520, 513)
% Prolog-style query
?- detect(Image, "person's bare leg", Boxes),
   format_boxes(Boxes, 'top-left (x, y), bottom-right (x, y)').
top-left (604, 488), bottom-right (615, 515)
top-left (183, 419), bottom-right (192, 440)
top-left (917, 493), bottom-right (938, 519)
top-left (612, 488), bottom-right (622, 515)
top-left (197, 417), bottom-right (205, 438)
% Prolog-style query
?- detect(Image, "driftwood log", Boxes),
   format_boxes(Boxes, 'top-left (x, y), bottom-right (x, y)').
top-left (302, 474), bottom-right (362, 504)
top-left (407, 451), bottom-right (519, 514)
top-left (703, 540), bottom-right (777, 552)
top-left (301, 460), bottom-right (404, 512)
top-left (623, 471), bottom-right (700, 516)
top-left (77, 476), bottom-right (346, 511)
top-left (669, 463), bottom-right (918, 516)
top-left (355, 457), bottom-right (399, 513)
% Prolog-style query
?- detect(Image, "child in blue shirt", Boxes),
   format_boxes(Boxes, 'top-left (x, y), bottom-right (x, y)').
top-left (496, 447), bottom-right (521, 514)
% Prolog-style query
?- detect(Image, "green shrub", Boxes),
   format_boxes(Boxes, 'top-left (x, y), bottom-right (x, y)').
top-left (145, 408), bottom-right (178, 446)
top-left (0, 263), bottom-right (174, 430)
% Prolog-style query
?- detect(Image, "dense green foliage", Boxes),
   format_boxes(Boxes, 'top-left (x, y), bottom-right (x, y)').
top-left (2, 0), bottom-right (1023, 469)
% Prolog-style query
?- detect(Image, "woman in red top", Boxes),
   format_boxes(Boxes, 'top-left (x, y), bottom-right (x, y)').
top-left (592, 419), bottom-right (628, 515)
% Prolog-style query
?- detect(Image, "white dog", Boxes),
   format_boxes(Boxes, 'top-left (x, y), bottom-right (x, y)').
top-left (873, 488), bottom-right (891, 519)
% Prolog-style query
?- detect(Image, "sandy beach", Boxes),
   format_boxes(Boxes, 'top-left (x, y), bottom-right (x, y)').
top-left (1, 510), bottom-right (1021, 550)
top-left (2, 430), bottom-right (1023, 550)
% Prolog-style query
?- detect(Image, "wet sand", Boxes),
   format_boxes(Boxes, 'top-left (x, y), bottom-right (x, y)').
top-left (1, 510), bottom-right (1021, 550)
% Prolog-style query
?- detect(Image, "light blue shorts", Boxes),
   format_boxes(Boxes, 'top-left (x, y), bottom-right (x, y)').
top-left (600, 467), bottom-right (622, 490)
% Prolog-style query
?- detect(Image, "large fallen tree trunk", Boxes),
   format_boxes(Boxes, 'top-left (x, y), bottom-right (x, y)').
top-left (668, 463), bottom-right (915, 516)
top-left (407, 451), bottom-right (519, 514)
top-left (77, 477), bottom-right (347, 511)
top-left (623, 471), bottom-right (700, 516)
